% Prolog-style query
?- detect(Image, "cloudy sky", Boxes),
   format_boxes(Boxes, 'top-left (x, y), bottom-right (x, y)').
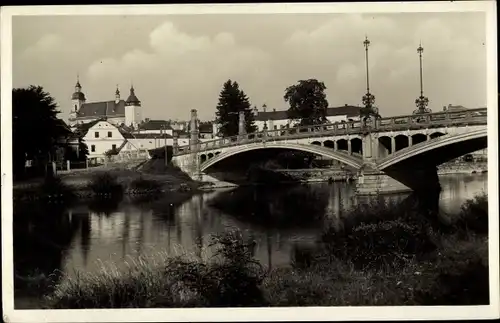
top-left (12, 11), bottom-right (487, 122)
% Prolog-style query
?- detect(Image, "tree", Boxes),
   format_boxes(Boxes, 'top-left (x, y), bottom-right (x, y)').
top-left (215, 79), bottom-right (257, 137)
top-left (284, 79), bottom-right (329, 126)
top-left (12, 85), bottom-right (71, 179)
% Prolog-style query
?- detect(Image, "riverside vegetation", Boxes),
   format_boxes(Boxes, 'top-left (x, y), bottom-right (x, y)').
top-left (22, 175), bottom-right (488, 307)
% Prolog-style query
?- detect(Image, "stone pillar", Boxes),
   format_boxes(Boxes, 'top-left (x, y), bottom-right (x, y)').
top-left (238, 111), bottom-right (246, 136)
top-left (408, 135), bottom-right (413, 147)
top-left (333, 140), bottom-right (338, 151)
top-left (347, 139), bottom-right (352, 155)
top-left (391, 136), bottom-right (396, 154)
top-left (67, 160), bottom-right (70, 171)
top-left (173, 133), bottom-right (179, 155)
top-left (190, 109), bottom-right (199, 149)
top-left (363, 134), bottom-right (373, 159)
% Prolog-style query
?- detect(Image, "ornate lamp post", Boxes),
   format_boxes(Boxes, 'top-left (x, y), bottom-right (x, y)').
top-left (361, 36), bottom-right (377, 125)
top-left (413, 42), bottom-right (431, 115)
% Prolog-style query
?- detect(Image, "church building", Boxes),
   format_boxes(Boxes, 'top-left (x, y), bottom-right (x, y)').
top-left (68, 77), bottom-right (143, 128)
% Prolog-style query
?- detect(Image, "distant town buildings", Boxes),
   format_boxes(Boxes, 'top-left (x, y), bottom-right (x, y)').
top-left (251, 104), bottom-right (361, 132)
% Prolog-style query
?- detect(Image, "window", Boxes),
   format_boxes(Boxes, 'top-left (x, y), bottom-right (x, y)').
top-left (95, 132), bottom-right (99, 138)
top-left (108, 131), bottom-right (112, 138)
top-left (274, 125), bottom-right (278, 130)
top-left (91, 145), bottom-right (95, 152)
top-left (112, 144), bottom-right (117, 151)
top-left (74, 105), bottom-right (77, 111)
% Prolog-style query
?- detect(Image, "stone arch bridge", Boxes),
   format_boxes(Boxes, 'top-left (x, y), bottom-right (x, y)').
top-left (172, 108), bottom-right (487, 195)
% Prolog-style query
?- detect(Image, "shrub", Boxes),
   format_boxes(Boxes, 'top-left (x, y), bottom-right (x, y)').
top-left (38, 175), bottom-right (75, 200)
top-left (452, 192), bottom-right (488, 235)
top-left (87, 172), bottom-right (123, 197)
top-left (170, 230), bottom-right (268, 307)
top-left (129, 176), bottom-right (162, 193)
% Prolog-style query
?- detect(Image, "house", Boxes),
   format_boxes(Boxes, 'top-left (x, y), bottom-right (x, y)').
top-left (73, 119), bottom-right (128, 163)
top-left (252, 104), bottom-right (361, 131)
top-left (68, 76), bottom-right (143, 128)
top-left (134, 119), bottom-right (174, 136)
top-left (199, 121), bottom-right (216, 139)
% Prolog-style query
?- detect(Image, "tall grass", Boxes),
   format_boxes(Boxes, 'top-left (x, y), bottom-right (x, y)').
top-left (45, 230), bottom-right (267, 308)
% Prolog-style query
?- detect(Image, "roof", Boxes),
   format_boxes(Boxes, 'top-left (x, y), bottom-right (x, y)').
top-left (255, 105), bottom-right (360, 121)
top-left (71, 92), bottom-right (86, 101)
top-left (72, 119), bottom-right (103, 137)
top-left (138, 119), bottom-right (173, 131)
top-left (75, 100), bottom-right (126, 118)
top-left (199, 122), bottom-right (213, 133)
top-left (128, 133), bottom-right (173, 139)
top-left (126, 86), bottom-right (141, 105)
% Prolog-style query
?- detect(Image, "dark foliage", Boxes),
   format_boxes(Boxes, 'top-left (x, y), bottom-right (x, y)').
top-left (170, 230), bottom-right (267, 307)
top-left (87, 172), bottom-right (123, 197)
top-left (13, 86), bottom-right (72, 179)
top-left (452, 192), bottom-right (488, 235)
top-left (284, 79), bottom-right (329, 126)
top-left (215, 79), bottom-right (257, 137)
top-left (129, 176), bottom-right (163, 193)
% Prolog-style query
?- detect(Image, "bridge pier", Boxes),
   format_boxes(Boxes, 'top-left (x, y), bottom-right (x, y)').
top-left (356, 167), bottom-right (412, 195)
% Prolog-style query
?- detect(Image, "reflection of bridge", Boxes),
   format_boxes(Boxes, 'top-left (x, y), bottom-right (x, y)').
top-left (172, 108), bottom-right (487, 195)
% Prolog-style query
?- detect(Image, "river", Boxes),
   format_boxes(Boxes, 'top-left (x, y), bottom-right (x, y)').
top-left (13, 173), bottom-right (488, 307)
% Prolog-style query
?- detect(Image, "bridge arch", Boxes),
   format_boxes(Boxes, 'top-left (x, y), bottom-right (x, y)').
top-left (394, 134), bottom-right (409, 152)
top-left (323, 140), bottom-right (335, 149)
top-left (429, 131), bottom-right (446, 139)
top-left (351, 138), bottom-right (363, 154)
top-left (378, 135), bottom-right (393, 154)
top-left (311, 141), bottom-right (322, 146)
top-left (200, 142), bottom-right (364, 172)
top-left (337, 138), bottom-right (348, 152)
top-left (378, 129), bottom-right (487, 170)
top-left (411, 133), bottom-right (427, 146)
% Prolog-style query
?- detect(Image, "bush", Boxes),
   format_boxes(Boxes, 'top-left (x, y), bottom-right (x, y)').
top-left (129, 177), bottom-right (162, 193)
top-left (87, 172), bottom-right (123, 197)
top-left (38, 175), bottom-right (75, 200)
top-left (452, 192), bottom-right (488, 235)
top-left (320, 197), bottom-right (438, 271)
top-left (170, 230), bottom-right (267, 307)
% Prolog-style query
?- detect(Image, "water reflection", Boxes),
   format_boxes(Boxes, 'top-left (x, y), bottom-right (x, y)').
top-left (14, 173), bottom-right (488, 306)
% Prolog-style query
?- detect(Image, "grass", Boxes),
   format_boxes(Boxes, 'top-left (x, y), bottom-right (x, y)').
top-left (41, 193), bottom-right (489, 308)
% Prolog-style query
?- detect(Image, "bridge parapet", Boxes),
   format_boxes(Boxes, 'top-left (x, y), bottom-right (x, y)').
top-left (174, 108), bottom-right (487, 156)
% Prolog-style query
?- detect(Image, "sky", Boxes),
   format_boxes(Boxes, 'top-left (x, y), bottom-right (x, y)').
top-left (12, 12), bottom-right (487, 122)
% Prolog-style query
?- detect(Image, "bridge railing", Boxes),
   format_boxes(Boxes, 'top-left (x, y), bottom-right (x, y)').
top-left (174, 108), bottom-right (487, 155)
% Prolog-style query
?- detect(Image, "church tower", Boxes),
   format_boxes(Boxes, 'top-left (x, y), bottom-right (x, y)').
top-left (125, 85), bottom-right (142, 128)
top-left (70, 75), bottom-right (86, 123)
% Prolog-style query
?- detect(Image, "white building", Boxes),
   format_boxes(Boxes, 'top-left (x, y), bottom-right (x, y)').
top-left (74, 119), bottom-right (128, 163)
top-left (68, 76), bottom-right (143, 129)
top-left (252, 104), bottom-right (361, 131)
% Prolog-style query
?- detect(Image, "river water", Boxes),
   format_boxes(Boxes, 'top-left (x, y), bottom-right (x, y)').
top-left (13, 173), bottom-right (487, 306)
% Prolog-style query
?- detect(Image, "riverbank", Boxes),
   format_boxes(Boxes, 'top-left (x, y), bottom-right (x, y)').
top-left (13, 158), bottom-right (211, 202)
top-left (39, 192), bottom-right (488, 307)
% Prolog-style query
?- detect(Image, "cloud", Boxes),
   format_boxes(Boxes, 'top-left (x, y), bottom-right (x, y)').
top-left (13, 13), bottom-right (487, 122)
top-left (85, 20), bottom-right (272, 119)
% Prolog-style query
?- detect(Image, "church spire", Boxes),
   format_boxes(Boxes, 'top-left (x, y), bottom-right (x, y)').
top-left (115, 84), bottom-right (121, 103)
top-left (126, 84), bottom-right (141, 106)
top-left (72, 73), bottom-right (86, 101)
